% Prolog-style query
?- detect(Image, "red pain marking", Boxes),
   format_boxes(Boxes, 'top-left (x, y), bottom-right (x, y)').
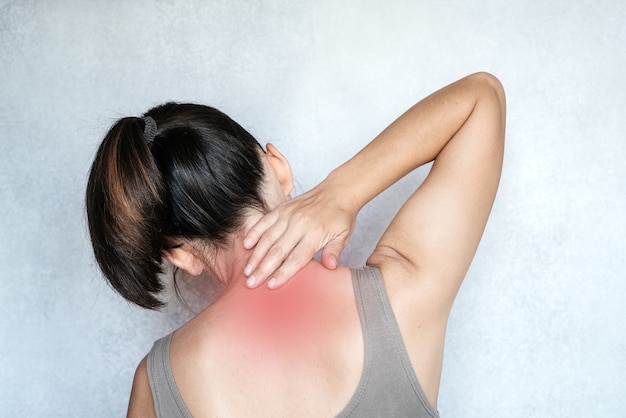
top-left (229, 269), bottom-right (330, 354)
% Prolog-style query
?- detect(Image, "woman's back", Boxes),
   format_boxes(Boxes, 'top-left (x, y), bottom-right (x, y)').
top-left (135, 262), bottom-right (441, 417)
top-left (171, 262), bottom-right (362, 416)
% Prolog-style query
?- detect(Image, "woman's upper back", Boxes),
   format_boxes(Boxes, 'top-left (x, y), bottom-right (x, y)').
top-left (169, 263), bottom-right (362, 416)
top-left (130, 263), bottom-right (441, 417)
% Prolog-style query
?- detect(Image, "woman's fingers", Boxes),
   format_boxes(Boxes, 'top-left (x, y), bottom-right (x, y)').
top-left (243, 185), bottom-right (357, 289)
top-left (246, 211), bottom-right (323, 286)
top-left (245, 225), bottom-right (350, 289)
top-left (243, 214), bottom-right (292, 287)
top-left (243, 210), bottom-right (281, 250)
top-left (261, 237), bottom-right (318, 289)
top-left (247, 236), bottom-right (301, 287)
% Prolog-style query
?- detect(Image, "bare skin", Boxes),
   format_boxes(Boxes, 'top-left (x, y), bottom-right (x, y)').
top-left (128, 72), bottom-right (506, 416)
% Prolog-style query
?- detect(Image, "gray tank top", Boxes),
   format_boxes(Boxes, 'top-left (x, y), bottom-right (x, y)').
top-left (147, 266), bottom-right (440, 417)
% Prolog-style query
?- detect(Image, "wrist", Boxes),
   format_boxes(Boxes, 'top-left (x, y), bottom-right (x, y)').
top-left (321, 166), bottom-right (368, 216)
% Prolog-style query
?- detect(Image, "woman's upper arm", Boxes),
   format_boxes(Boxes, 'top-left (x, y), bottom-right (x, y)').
top-left (127, 356), bottom-right (157, 418)
top-left (368, 73), bottom-right (506, 316)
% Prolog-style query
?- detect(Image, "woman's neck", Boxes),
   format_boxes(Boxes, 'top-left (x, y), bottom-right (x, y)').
top-left (197, 260), bottom-right (351, 353)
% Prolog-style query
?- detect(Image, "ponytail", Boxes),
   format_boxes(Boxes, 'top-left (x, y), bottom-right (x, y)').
top-left (86, 117), bottom-right (168, 309)
top-left (86, 103), bottom-right (266, 309)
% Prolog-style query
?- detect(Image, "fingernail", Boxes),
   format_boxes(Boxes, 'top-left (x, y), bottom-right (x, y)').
top-left (243, 238), bottom-right (254, 249)
top-left (267, 278), bottom-right (277, 289)
top-left (243, 264), bottom-right (253, 276)
top-left (246, 276), bottom-right (257, 288)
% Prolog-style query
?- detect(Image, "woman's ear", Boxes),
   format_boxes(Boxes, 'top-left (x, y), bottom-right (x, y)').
top-left (163, 246), bottom-right (205, 276)
top-left (265, 143), bottom-right (294, 196)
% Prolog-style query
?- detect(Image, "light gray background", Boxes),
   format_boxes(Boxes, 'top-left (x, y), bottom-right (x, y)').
top-left (1, 0), bottom-right (624, 416)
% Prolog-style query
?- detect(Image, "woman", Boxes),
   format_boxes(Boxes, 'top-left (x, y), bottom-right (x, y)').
top-left (86, 72), bottom-right (505, 417)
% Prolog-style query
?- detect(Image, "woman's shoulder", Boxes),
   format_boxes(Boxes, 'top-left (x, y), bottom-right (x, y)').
top-left (365, 252), bottom-right (449, 409)
top-left (127, 356), bottom-right (157, 417)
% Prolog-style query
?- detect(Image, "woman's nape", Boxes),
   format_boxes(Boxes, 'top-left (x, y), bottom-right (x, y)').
top-left (163, 142), bottom-right (297, 288)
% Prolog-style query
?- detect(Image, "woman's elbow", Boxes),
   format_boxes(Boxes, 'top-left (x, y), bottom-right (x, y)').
top-left (473, 72), bottom-right (506, 114)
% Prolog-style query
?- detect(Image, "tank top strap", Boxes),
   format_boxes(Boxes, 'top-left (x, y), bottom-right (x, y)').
top-left (146, 333), bottom-right (193, 418)
top-left (337, 266), bottom-right (439, 417)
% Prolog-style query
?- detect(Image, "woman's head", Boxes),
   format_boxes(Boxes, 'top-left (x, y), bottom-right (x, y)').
top-left (86, 103), bottom-right (269, 309)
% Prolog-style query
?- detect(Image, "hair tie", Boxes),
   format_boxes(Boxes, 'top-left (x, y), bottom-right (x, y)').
top-left (142, 116), bottom-right (158, 146)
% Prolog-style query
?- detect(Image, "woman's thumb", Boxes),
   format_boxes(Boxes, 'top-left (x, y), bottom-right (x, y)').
top-left (321, 240), bottom-right (344, 270)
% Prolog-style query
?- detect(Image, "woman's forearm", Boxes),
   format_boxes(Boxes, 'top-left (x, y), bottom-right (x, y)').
top-left (322, 72), bottom-right (499, 215)
top-left (243, 72), bottom-right (504, 287)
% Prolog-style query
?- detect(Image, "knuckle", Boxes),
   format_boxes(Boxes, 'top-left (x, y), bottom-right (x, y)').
top-left (291, 210), bottom-right (311, 225)
top-left (267, 245), bottom-right (284, 259)
top-left (284, 254), bottom-right (302, 267)
top-left (257, 263), bottom-right (278, 278)
top-left (303, 213), bottom-right (318, 226)
top-left (257, 231), bottom-right (280, 249)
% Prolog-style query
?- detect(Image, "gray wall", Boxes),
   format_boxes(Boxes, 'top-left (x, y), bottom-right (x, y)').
top-left (1, 0), bottom-right (624, 416)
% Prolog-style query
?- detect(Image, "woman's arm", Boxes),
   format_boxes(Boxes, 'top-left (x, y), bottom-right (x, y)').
top-left (367, 72), bottom-right (505, 306)
top-left (243, 72), bottom-right (505, 291)
top-left (127, 357), bottom-right (156, 418)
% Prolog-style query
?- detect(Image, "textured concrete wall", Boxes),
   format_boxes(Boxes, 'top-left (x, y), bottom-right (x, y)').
top-left (1, 0), bottom-right (624, 416)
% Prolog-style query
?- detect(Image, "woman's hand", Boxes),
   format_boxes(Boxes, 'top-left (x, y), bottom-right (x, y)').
top-left (242, 181), bottom-right (358, 289)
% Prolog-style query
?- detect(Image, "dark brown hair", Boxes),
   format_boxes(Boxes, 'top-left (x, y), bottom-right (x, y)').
top-left (86, 103), bottom-right (265, 309)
